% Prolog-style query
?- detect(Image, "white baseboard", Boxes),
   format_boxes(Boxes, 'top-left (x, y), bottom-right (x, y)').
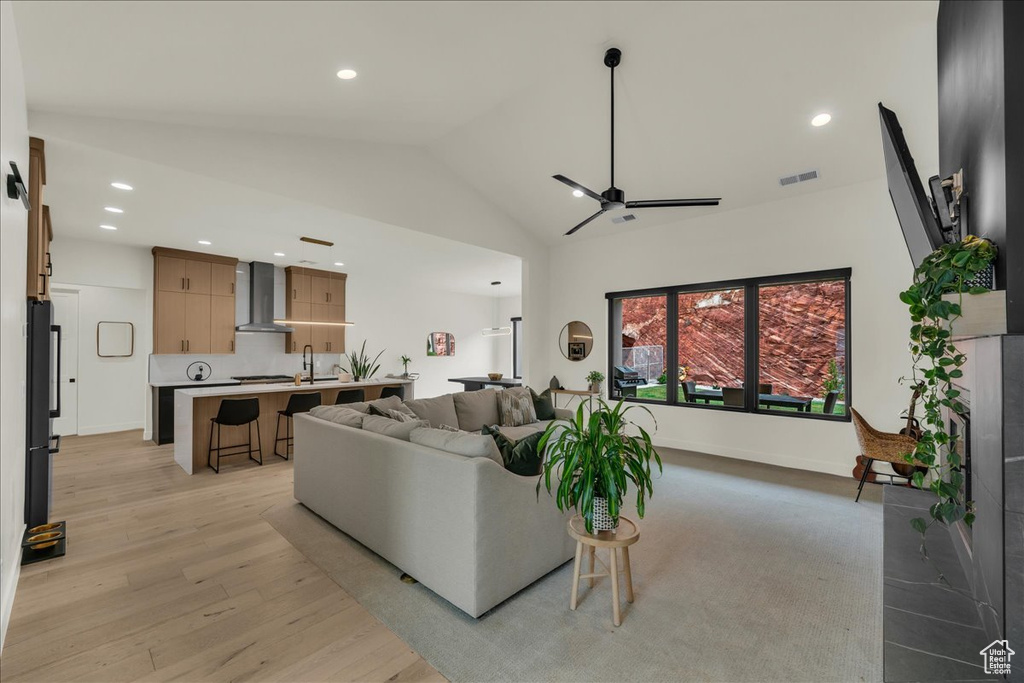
top-left (0, 525), bottom-right (25, 652)
top-left (76, 422), bottom-right (145, 436)
top-left (654, 436), bottom-right (852, 479)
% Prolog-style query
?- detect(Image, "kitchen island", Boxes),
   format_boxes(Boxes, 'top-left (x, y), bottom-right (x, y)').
top-left (173, 378), bottom-right (414, 474)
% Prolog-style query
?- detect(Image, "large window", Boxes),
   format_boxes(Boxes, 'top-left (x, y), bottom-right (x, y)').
top-left (607, 269), bottom-right (850, 420)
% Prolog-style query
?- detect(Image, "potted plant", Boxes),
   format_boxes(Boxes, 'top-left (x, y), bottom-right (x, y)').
top-left (537, 399), bottom-right (662, 533)
top-left (400, 355), bottom-right (412, 377)
top-left (585, 370), bottom-right (605, 394)
top-left (898, 234), bottom-right (997, 538)
top-left (342, 340), bottom-right (385, 382)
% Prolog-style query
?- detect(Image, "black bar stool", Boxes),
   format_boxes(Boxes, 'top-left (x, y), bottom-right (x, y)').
top-left (380, 385), bottom-right (405, 400)
top-left (335, 388), bottom-right (365, 405)
top-left (275, 391), bottom-right (322, 460)
top-left (208, 397), bottom-right (262, 473)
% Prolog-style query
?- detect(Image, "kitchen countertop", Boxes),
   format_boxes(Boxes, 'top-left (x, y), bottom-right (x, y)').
top-left (149, 375), bottom-right (345, 388)
top-left (172, 377), bottom-right (415, 474)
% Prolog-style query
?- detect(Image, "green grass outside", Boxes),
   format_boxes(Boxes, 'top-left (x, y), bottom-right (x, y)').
top-left (634, 385), bottom-right (846, 415)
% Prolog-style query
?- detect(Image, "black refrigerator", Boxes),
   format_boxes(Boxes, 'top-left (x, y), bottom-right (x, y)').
top-left (26, 299), bottom-right (61, 529)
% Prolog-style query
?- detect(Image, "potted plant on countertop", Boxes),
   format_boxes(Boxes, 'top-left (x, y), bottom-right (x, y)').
top-left (585, 370), bottom-right (605, 394)
top-left (400, 355), bottom-right (412, 378)
top-left (538, 399), bottom-right (662, 533)
top-left (343, 341), bottom-right (385, 382)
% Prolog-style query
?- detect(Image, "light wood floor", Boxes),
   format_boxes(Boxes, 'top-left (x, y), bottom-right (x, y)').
top-left (1, 430), bottom-right (444, 683)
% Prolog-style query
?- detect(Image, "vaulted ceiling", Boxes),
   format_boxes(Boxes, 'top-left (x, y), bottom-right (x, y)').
top-left (13, 0), bottom-right (939, 249)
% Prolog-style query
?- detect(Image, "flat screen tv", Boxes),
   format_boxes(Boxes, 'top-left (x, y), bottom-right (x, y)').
top-left (878, 102), bottom-right (946, 268)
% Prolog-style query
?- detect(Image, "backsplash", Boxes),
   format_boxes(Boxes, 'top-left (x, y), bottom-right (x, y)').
top-left (148, 332), bottom-right (343, 384)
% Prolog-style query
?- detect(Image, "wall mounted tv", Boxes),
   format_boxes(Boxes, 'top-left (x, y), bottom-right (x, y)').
top-left (878, 102), bottom-right (949, 269)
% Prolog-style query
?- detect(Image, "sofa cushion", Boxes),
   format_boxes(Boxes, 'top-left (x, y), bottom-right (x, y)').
top-left (361, 414), bottom-right (429, 441)
top-left (531, 388), bottom-right (556, 421)
top-left (405, 394), bottom-right (460, 429)
top-left (453, 388), bottom-right (500, 432)
top-left (409, 427), bottom-right (503, 466)
top-left (308, 405), bottom-right (365, 428)
top-left (497, 388), bottom-right (537, 427)
top-left (496, 420), bottom-right (551, 443)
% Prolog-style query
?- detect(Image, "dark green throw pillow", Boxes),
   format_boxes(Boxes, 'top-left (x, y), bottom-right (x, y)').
top-left (481, 425), bottom-right (546, 476)
top-left (531, 388), bottom-right (556, 421)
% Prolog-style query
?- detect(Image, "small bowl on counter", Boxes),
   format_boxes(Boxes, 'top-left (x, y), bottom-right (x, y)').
top-left (487, 373), bottom-right (503, 381)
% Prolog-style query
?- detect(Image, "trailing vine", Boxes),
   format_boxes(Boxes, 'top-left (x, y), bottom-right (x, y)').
top-left (898, 235), bottom-right (997, 538)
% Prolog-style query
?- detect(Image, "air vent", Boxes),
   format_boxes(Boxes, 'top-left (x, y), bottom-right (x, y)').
top-left (611, 214), bottom-right (638, 224)
top-left (779, 169), bottom-right (820, 187)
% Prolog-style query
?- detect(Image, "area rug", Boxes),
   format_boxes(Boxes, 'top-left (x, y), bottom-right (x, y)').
top-left (262, 448), bottom-right (883, 682)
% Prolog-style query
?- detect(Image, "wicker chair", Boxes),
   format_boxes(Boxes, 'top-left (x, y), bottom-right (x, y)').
top-left (850, 408), bottom-right (920, 502)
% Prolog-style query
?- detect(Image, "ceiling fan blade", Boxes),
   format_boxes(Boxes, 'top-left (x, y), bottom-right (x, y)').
top-left (625, 198), bottom-right (721, 208)
top-left (565, 209), bottom-right (606, 236)
top-left (553, 175), bottom-right (605, 203)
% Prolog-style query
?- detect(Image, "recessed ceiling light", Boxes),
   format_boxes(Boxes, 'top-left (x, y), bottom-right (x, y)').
top-left (99, 224), bottom-right (117, 231)
top-left (104, 206), bottom-right (124, 213)
top-left (197, 240), bottom-right (212, 246)
top-left (572, 189), bottom-right (584, 198)
top-left (110, 182), bottom-right (133, 191)
top-left (336, 69), bottom-right (357, 80)
top-left (274, 252), bottom-right (285, 257)
top-left (334, 262), bottom-right (345, 267)
top-left (811, 113), bottom-right (832, 127)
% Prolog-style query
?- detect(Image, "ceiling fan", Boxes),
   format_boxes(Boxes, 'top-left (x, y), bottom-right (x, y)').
top-left (554, 47), bottom-right (721, 236)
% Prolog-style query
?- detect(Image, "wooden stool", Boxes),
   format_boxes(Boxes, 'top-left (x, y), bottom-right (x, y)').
top-left (567, 515), bottom-right (639, 626)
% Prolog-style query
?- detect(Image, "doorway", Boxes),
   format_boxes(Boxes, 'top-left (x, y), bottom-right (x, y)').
top-left (51, 289), bottom-right (78, 436)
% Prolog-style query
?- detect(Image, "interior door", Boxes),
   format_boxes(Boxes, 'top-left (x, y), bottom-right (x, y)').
top-left (51, 290), bottom-right (78, 436)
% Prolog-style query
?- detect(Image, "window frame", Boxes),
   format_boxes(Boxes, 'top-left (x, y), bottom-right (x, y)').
top-left (606, 268), bottom-right (852, 422)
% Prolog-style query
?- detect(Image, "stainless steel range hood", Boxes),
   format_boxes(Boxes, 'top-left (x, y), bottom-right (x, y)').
top-left (236, 261), bottom-right (294, 333)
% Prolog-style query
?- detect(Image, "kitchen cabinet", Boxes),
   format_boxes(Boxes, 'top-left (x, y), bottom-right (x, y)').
top-left (210, 295), bottom-right (236, 353)
top-left (211, 263), bottom-right (237, 297)
top-left (285, 267), bottom-right (347, 353)
top-left (152, 247), bottom-right (238, 354)
top-left (291, 272), bottom-right (311, 303)
top-left (26, 137), bottom-right (50, 301)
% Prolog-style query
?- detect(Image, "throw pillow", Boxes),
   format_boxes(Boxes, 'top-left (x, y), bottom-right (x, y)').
top-left (308, 405), bottom-right (365, 428)
top-left (368, 395), bottom-right (417, 418)
top-left (531, 388), bottom-right (556, 421)
top-left (497, 389), bottom-right (537, 427)
top-left (368, 404), bottom-right (420, 423)
top-left (482, 425), bottom-right (544, 476)
top-left (361, 415), bottom-right (429, 441)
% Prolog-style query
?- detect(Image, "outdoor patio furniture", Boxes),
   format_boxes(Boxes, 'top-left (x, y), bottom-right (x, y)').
top-left (722, 387), bottom-right (744, 407)
top-left (850, 408), bottom-right (921, 502)
top-left (758, 394), bottom-right (813, 412)
top-left (823, 391), bottom-right (839, 414)
top-left (758, 383), bottom-right (773, 394)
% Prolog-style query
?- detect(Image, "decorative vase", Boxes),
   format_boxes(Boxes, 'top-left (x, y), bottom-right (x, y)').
top-left (589, 382), bottom-right (602, 394)
top-left (591, 496), bottom-right (619, 531)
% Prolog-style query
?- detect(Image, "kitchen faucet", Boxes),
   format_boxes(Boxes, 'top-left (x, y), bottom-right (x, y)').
top-left (302, 344), bottom-right (315, 384)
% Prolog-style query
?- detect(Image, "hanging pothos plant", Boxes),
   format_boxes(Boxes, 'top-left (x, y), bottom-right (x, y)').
top-left (898, 234), bottom-right (997, 538)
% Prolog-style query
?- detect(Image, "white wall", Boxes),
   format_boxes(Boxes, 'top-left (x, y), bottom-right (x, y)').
top-left (51, 285), bottom-right (149, 435)
top-left (0, 0), bottom-right (28, 649)
top-left (548, 178), bottom-right (915, 477)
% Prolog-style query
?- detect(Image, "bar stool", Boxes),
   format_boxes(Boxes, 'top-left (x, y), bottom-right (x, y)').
top-left (275, 391), bottom-right (322, 460)
top-left (335, 388), bottom-right (365, 405)
top-left (208, 397), bottom-right (262, 473)
top-left (380, 385), bottom-right (404, 400)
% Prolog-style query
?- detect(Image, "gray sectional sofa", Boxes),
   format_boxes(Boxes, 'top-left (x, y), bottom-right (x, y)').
top-left (292, 388), bottom-right (576, 617)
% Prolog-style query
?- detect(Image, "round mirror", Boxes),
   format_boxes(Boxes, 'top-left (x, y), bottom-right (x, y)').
top-left (559, 321), bottom-right (594, 361)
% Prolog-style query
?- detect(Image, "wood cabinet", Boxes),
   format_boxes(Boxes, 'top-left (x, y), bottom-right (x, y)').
top-left (211, 263), bottom-right (237, 297)
top-left (26, 137), bottom-right (51, 300)
top-left (285, 267), bottom-right (347, 354)
top-left (152, 248), bottom-right (238, 354)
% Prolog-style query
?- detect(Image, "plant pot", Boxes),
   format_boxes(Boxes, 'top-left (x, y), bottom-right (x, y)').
top-left (589, 382), bottom-right (602, 394)
top-left (591, 496), bottom-right (619, 531)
